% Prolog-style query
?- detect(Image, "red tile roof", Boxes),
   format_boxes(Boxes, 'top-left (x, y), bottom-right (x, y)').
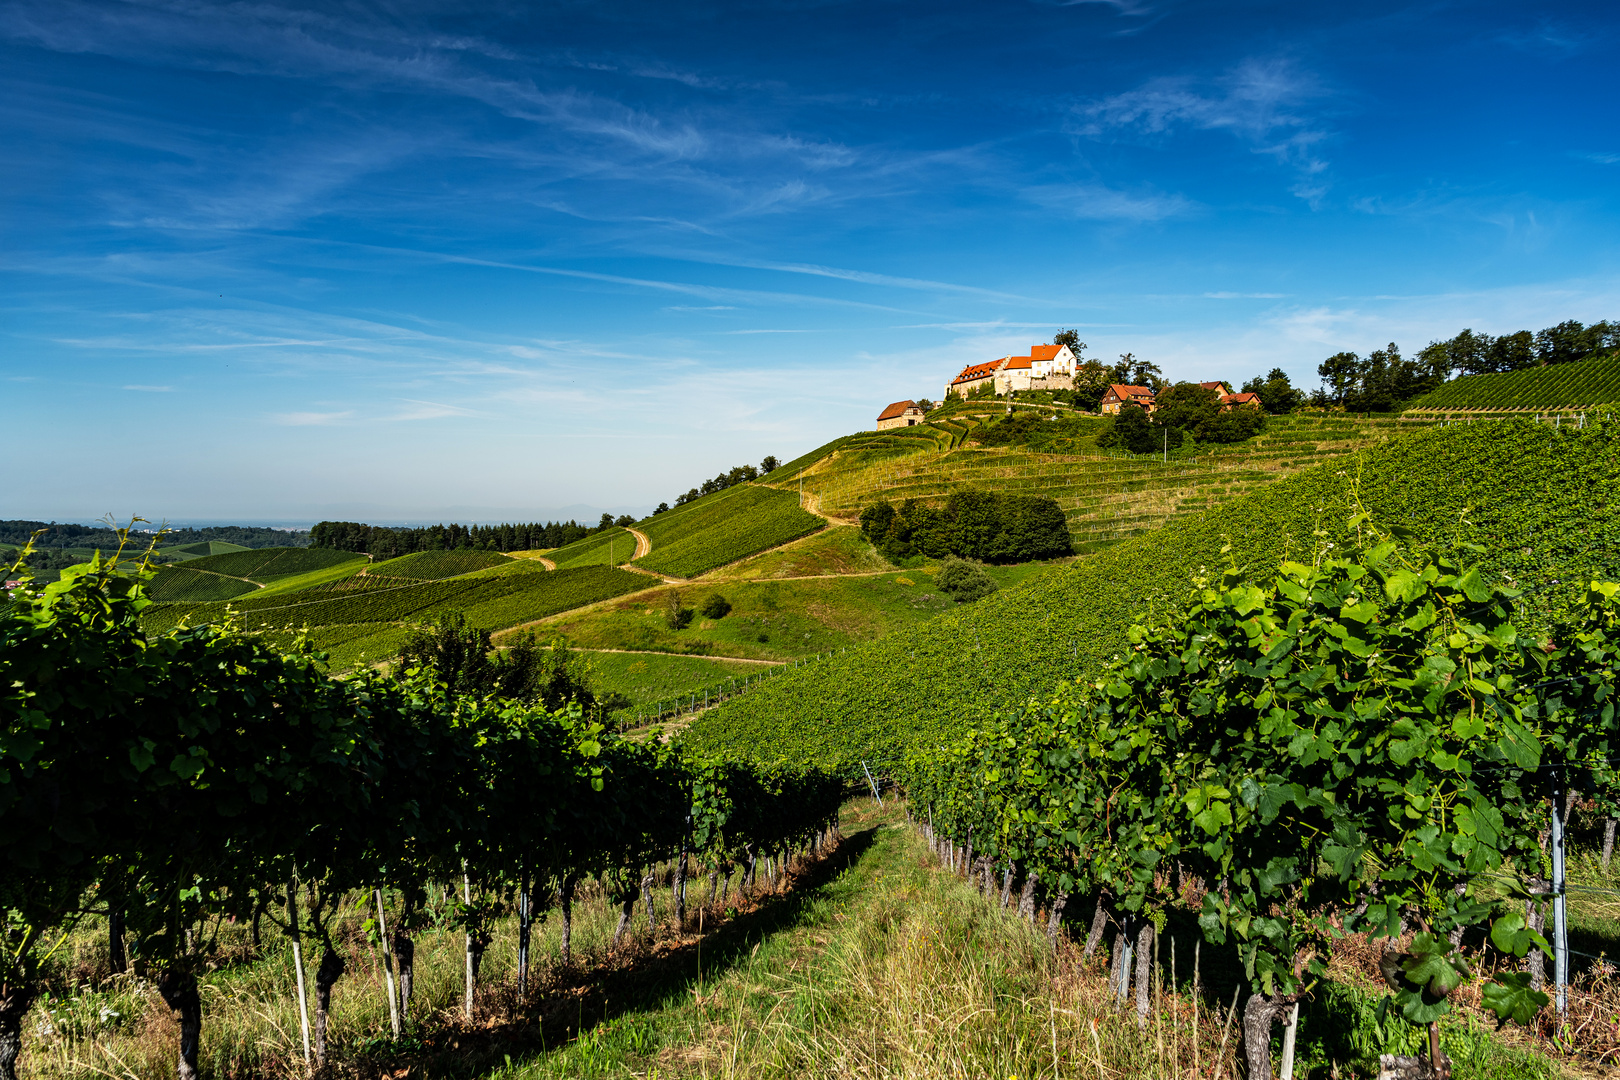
top-left (1221, 391), bottom-right (1261, 407)
top-left (1030, 344), bottom-right (1063, 362)
top-left (1106, 384), bottom-right (1156, 399)
top-left (876, 399), bottom-right (919, 421)
top-left (1003, 354), bottom-right (1033, 369)
top-left (951, 358), bottom-right (1007, 384)
top-left (1199, 381), bottom-right (1229, 393)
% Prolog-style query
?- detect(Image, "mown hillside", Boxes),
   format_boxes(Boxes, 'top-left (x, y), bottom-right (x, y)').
top-left (682, 418), bottom-right (1620, 772)
top-left (767, 412), bottom-right (1441, 550)
top-left (1409, 353), bottom-right (1620, 410)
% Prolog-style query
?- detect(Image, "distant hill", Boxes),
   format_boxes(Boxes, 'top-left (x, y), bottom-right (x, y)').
top-left (0, 521), bottom-right (309, 551)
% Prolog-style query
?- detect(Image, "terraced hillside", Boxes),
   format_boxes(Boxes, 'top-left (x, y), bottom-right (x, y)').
top-left (1409, 353), bottom-right (1620, 410)
top-left (772, 413), bottom-right (1440, 550)
top-left (684, 417), bottom-right (1620, 772)
top-left (634, 484), bottom-right (824, 577)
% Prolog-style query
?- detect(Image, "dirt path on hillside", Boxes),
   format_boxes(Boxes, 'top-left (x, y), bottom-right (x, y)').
top-left (626, 526), bottom-right (651, 559)
top-left (558, 646), bottom-right (784, 665)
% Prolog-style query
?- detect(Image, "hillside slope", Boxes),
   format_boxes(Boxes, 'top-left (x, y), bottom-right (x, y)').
top-left (767, 413), bottom-right (1440, 551)
top-left (1410, 354), bottom-right (1620, 410)
top-left (681, 418), bottom-right (1620, 772)
top-left (635, 484), bottom-right (823, 577)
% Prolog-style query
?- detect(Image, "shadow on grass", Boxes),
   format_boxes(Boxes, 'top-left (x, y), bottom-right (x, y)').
top-left (353, 824), bottom-right (880, 1079)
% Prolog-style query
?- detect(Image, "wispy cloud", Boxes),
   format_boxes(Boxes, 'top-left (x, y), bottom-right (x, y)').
top-left (388, 399), bottom-right (478, 421)
top-left (122, 383), bottom-right (173, 391)
top-left (1076, 58), bottom-right (1333, 203)
top-left (1573, 151), bottom-right (1620, 165)
top-left (1022, 183), bottom-right (1194, 222)
top-left (1204, 292), bottom-right (1288, 299)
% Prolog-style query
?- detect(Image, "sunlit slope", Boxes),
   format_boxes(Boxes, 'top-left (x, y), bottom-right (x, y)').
top-left (145, 546), bottom-right (366, 601)
top-left (683, 418), bottom-right (1620, 772)
top-left (766, 414), bottom-right (1437, 550)
top-left (548, 528), bottom-right (636, 569)
top-left (1409, 354), bottom-right (1620, 411)
top-left (634, 484), bottom-right (824, 578)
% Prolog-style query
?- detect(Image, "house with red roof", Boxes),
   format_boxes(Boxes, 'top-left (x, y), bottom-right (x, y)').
top-left (1100, 384), bottom-right (1157, 414)
top-left (875, 400), bottom-right (926, 430)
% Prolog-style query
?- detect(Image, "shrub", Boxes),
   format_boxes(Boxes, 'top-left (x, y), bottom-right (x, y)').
top-left (699, 593), bottom-right (732, 619)
top-left (665, 591), bottom-right (695, 630)
top-left (934, 557), bottom-right (998, 603)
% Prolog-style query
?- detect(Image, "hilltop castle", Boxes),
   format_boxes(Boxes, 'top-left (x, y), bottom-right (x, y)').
top-left (945, 344), bottom-right (1078, 400)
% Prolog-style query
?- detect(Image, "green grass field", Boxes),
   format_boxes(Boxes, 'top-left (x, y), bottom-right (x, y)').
top-left (718, 524), bottom-right (893, 580)
top-left (368, 549), bottom-right (513, 579)
top-left (545, 528), bottom-right (636, 569)
top-left (579, 650), bottom-right (768, 709)
top-left (635, 485), bottom-right (825, 578)
top-left (517, 561), bottom-right (1054, 661)
top-left (1409, 353), bottom-right (1620, 410)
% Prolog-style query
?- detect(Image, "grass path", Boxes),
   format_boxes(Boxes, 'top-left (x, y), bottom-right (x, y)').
top-left (495, 800), bottom-right (1226, 1080)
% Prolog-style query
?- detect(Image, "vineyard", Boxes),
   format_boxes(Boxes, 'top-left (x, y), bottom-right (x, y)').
top-left (139, 564), bottom-right (652, 639)
top-left (1409, 354), bottom-right (1620, 410)
top-left (634, 484), bottom-right (824, 578)
top-left (160, 540), bottom-right (251, 559)
top-left (903, 531), bottom-right (1620, 1077)
top-left (1, 554), bottom-right (847, 1080)
top-left (171, 545), bottom-right (364, 581)
top-left (143, 566), bottom-right (260, 602)
top-left (684, 417), bottom-right (1620, 772)
top-left (368, 549), bottom-right (513, 579)
top-left (546, 527), bottom-right (635, 569)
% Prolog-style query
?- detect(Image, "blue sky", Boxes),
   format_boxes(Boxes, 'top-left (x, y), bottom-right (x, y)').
top-left (4, 0), bottom-right (1618, 523)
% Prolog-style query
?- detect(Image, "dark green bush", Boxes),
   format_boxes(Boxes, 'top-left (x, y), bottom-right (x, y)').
top-left (934, 557), bottom-right (998, 603)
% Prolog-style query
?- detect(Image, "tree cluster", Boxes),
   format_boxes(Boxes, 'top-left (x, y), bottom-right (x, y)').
top-left (0, 543), bottom-right (844, 1080)
top-left (858, 490), bottom-right (1073, 565)
top-left (1317, 342), bottom-right (1447, 412)
top-left (904, 520), bottom-right (1620, 1078)
top-left (666, 457), bottom-right (779, 511)
top-left (1098, 385), bottom-right (1267, 455)
top-left (311, 519), bottom-right (598, 558)
top-left (395, 614), bottom-right (628, 717)
top-left (1238, 368), bottom-right (1306, 414)
top-left (1420, 319), bottom-right (1620, 378)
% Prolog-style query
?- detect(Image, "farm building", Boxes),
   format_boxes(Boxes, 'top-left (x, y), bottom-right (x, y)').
top-left (1101, 384), bottom-right (1157, 414)
top-left (875, 400), bottom-right (926, 430)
